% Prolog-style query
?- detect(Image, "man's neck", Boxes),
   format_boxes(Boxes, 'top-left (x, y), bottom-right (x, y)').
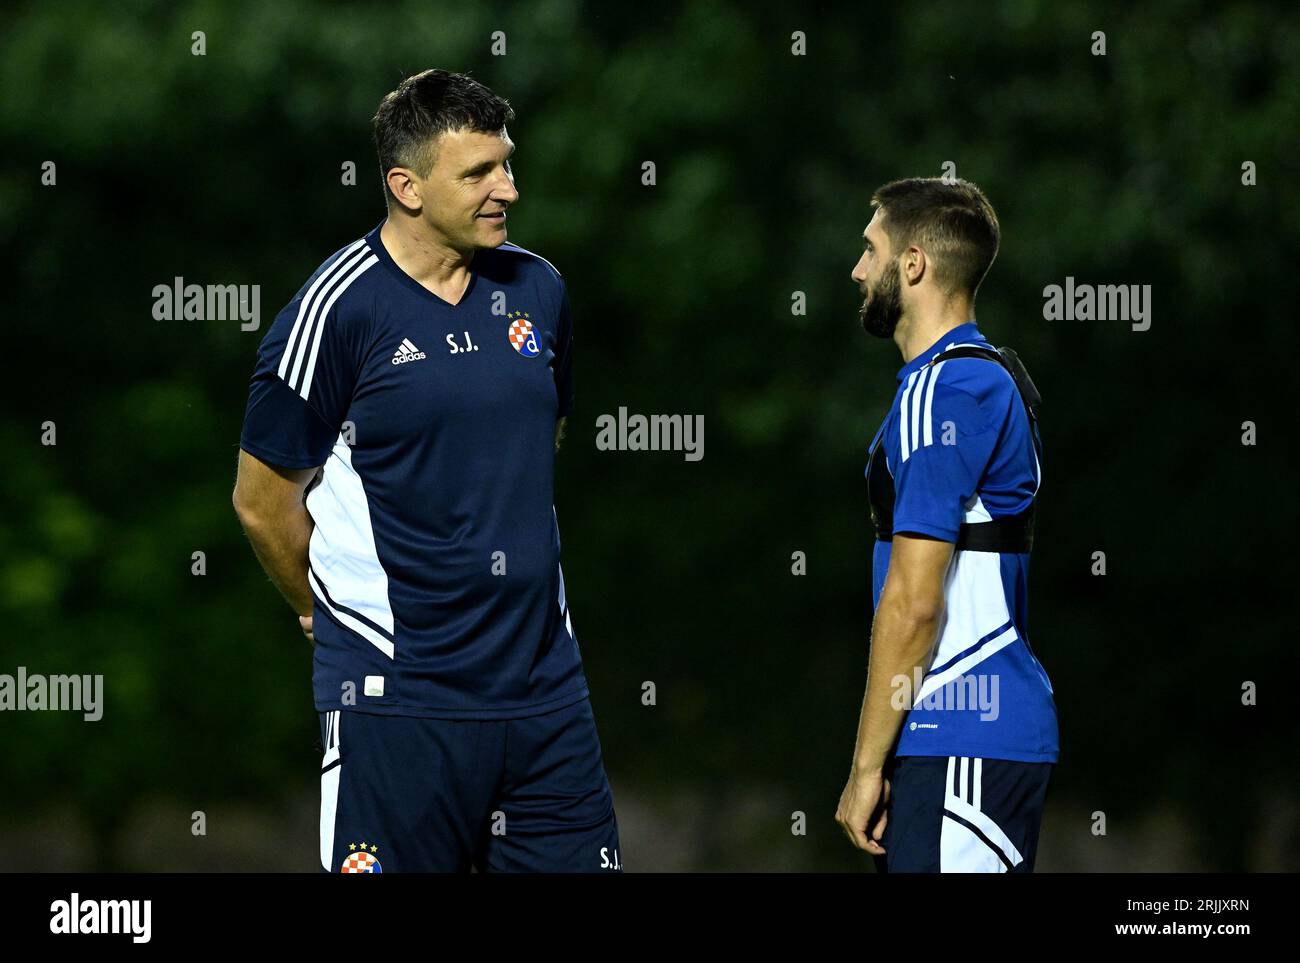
top-left (380, 214), bottom-right (475, 300)
top-left (896, 305), bottom-right (974, 365)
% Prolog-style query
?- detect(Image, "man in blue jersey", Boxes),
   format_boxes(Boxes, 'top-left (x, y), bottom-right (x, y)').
top-left (834, 178), bottom-right (1058, 872)
top-left (232, 69), bottom-right (621, 873)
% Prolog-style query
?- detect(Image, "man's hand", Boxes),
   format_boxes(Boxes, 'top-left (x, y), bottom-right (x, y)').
top-left (835, 769), bottom-right (891, 854)
top-left (837, 533), bottom-right (953, 853)
top-left (299, 615), bottom-right (314, 644)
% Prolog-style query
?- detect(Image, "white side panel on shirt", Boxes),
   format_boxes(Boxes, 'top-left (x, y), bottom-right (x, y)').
top-left (307, 434), bottom-right (396, 659)
top-left (962, 493), bottom-right (993, 524)
top-left (920, 549), bottom-right (1013, 699)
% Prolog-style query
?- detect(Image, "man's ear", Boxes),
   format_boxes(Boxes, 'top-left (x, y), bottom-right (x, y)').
top-left (386, 168), bottom-right (423, 212)
top-left (903, 245), bottom-right (927, 286)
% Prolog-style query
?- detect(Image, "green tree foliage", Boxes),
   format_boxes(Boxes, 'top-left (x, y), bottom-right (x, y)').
top-left (1, 0), bottom-right (1295, 869)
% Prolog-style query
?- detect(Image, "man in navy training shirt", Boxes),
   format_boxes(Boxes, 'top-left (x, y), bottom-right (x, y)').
top-left (232, 69), bottom-right (621, 873)
top-left (835, 178), bottom-right (1058, 872)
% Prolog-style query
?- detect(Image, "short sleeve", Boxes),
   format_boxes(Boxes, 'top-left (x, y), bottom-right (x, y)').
top-left (890, 368), bottom-right (1001, 542)
top-left (554, 282), bottom-right (575, 419)
top-left (239, 295), bottom-right (361, 470)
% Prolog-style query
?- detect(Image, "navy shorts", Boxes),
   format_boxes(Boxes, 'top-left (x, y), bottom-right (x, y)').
top-left (873, 755), bottom-right (1052, 873)
top-left (318, 697), bottom-right (622, 873)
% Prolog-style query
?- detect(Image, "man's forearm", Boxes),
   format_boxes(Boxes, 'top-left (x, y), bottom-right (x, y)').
top-left (850, 592), bottom-right (943, 774)
top-left (237, 504), bottom-right (315, 617)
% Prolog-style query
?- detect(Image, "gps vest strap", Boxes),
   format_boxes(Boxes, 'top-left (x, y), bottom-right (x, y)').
top-left (867, 344), bottom-right (1041, 553)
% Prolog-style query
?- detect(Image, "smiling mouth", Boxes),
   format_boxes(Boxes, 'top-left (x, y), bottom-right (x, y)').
top-left (477, 211), bottom-right (507, 221)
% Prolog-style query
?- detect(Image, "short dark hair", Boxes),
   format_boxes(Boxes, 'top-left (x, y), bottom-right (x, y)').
top-left (870, 178), bottom-right (1001, 300)
top-left (372, 69), bottom-right (515, 207)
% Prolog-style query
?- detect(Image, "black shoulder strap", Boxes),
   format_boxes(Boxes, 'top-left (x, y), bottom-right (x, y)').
top-left (932, 343), bottom-right (1040, 406)
top-left (929, 344), bottom-right (1042, 458)
top-left (869, 343), bottom-right (1043, 552)
top-left (927, 343), bottom-right (1041, 553)
top-left (931, 345), bottom-right (1004, 366)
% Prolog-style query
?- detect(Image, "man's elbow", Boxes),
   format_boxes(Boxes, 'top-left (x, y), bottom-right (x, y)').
top-left (232, 486), bottom-right (265, 532)
top-left (884, 585), bottom-right (945, 627)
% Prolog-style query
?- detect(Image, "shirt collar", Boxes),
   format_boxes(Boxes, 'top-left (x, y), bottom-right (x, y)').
top-left (896, 321), bottom-right (987, 382)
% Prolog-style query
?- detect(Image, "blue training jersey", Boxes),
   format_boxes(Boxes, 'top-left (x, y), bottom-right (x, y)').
top-left (239, 221), bottom-right (588, 718)
top-left (867, 322), bottom-right (1059, 763)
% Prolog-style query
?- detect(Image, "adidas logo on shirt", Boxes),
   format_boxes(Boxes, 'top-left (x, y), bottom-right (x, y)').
top-left (391, 338), bottom-right (427, 365)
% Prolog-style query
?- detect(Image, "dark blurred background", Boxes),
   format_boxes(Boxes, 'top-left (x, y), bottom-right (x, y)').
top-left (2, 0), bottom-right (1296, 871)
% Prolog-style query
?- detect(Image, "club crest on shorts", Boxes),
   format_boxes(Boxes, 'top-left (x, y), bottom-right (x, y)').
top-left (340, 842), bottom-right (382, 873)
top-left (507, 310), bottom-right (540, 358)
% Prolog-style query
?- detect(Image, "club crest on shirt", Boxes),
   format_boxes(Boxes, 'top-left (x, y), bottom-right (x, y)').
top-left (340, 842), bottom-right (382, 873)
top-left (507, 310), bottom-right (540, 358)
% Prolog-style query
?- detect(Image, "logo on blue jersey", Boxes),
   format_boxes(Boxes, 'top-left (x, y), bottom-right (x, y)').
top-left (507, 310), bottom-right (539, 357)
top-left (340, 842), bottom-right (382, 873)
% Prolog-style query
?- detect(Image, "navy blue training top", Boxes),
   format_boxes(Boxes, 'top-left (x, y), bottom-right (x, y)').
top-left (239, 221), bottom-right (588, 718)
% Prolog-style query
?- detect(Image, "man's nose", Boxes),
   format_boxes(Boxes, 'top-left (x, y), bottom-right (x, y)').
top-left (495, 175), bottom-right (519, 204)
top-left (851, 254), bottom-right (867, 282)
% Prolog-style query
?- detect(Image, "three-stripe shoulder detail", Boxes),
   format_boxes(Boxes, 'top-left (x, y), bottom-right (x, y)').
top-left (898, 360), bottom-right (951, 463)
top-left (277, 239), bottom-right (378, 400)
top-left (899, 349), bottom-right (1022, 463)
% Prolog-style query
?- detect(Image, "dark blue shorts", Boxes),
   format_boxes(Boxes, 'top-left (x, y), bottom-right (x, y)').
top-left (873, 755), bottom-right (1052, 873)
top-left (318, 697), bottom-right (621, 873)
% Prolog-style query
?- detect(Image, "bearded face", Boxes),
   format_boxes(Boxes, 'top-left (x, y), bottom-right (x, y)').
top-left (859, 255), bottom-right (903, 339)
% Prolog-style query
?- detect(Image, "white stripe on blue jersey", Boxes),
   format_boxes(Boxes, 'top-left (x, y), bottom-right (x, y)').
top-left (278, 240), bottom-right (378, 400)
